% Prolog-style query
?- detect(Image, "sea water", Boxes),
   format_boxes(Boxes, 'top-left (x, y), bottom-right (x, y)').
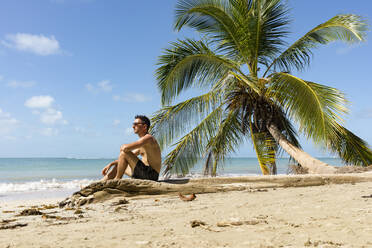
top-left (0, 157), bottom-right (344, 201)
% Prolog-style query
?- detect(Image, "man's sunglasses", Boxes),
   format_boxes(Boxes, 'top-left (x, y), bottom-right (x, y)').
top-left (132, 122), bottom-right (145, 126)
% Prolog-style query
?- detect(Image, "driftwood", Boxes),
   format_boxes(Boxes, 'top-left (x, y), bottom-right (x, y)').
top-left (58, 173), bottom-right (372, 208)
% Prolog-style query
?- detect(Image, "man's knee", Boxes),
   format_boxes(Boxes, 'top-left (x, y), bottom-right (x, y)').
top-left (119, 150), bottom-right (131, 158)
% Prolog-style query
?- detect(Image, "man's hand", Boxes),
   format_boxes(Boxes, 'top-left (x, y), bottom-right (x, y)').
top-left (120, 144), bottom-right (129, 153)
top-left (119, 135), bottom-right (151, 153)
top-left (101, 164), bottom-right (111, 176)
top-left (101, 161), bottom-right (117, 176)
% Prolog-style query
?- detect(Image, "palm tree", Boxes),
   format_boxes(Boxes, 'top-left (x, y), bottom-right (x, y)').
top-left (151, 0), bottom-right (372, 176)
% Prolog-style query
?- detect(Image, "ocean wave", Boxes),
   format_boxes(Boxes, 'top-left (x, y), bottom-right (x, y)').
top-left (0, 178), bottom-right (94, 194)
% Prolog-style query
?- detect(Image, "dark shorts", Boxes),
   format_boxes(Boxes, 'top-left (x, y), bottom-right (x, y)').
top-left (132, 160), bottom-right (159, 181)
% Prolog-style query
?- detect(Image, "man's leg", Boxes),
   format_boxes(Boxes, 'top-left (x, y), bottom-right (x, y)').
top-left (115, 150), bottom-right (139, 179)
top-left (102, 164), bottom-right (134, 181)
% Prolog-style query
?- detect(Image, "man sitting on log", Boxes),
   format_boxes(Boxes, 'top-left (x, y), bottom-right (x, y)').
top-left (101, 115), bottom-right (162, 181)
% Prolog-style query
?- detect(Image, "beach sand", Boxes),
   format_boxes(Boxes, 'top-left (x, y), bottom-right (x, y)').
top-left (1, 178), bottom-right (372, 248)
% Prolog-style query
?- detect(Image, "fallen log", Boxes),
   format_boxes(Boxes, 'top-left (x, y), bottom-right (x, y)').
top-left (58, 173), bottom-right (372, 208)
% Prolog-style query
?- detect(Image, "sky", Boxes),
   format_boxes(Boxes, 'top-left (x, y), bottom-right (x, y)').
top-left (0, 0), bottom-right (371, 158)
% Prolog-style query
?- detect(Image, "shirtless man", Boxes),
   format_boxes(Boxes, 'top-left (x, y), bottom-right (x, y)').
top-left (101, 115), bottom-right (161, 181)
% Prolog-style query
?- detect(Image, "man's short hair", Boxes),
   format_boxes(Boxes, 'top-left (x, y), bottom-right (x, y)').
top-left (135, 115), bottom-right (150, 131)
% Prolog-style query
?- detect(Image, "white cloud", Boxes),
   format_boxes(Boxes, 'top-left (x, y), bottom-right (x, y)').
top-left (113, 120), bottom-right (120, 126)
top-left (25, 95), bottom-right (54, 109)
top-left (113, 93), bottom-right (151, 103)
top-left (41, 127), bottom-right (59, 137)
top-left (25, 95), bottom-right (67, 125)
top-left (7, 80), bottom-right (35, 88)
top-left (85, 83), bottom-right (94, 92)
top-left (40, 108), bottom-right (63, 124)
top-left (85, 80), bottom-right (113, 93)
top-left (0, 108), bottom-right (18, 136)
top-left (98, 80), bottom-right (112, 92)
top-left (2, 33), bottom-right (61, 56)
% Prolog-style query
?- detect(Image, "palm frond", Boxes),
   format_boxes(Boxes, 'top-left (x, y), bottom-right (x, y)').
top-left (175, 0), bottom-right (230, 32)
top-left (156, 38), bottom-right (240, 105)
top-left (162, 106), bottom-right (224, 176)
top-left (249, 0), bottom-right (290, 73)
top-left (264, 14), bottom-right (368, 75)
top-left (174, 0), bottom-right (290, 70)
top-left (174, 0), bottom-right (244, 59)
top-left (252, 131), bottom-right (277, 174)
top-left (150, 90), bottom-right (222, 150)
top-left (207, 109), bottom-right (245, 161)
top-left (327, 124), bottom-right (372, 166)
top-left (269, 73), bottom-right (348, 144)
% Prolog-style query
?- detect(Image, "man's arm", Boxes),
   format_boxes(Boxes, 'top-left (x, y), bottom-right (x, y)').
top-left (120, 134), bottom-right (153, 152)
top-left (132, 148), bottom-right (140, 156)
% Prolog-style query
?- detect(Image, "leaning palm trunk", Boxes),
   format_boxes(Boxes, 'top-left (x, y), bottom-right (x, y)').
top-left (267, 124), bottom-right (337, 174)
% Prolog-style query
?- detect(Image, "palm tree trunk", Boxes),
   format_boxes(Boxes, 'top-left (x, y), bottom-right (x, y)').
top-left (212, 160), bottom-right (218, 177)
top-left (270, 161), bottom-right (277, 175)
top-left (203, 151), bottom-right (213, 176)
top-left (267, 123), bottom-right (337, 174)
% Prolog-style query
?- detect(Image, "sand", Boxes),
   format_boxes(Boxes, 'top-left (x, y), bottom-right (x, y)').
top-left (1, 178), bottom-right (372, 248)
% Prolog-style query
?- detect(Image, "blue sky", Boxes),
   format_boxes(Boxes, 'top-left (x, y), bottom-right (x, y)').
top-left (0, 0), bottom-right (371, 158)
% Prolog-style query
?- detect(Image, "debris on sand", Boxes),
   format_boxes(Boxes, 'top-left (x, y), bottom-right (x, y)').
top-left (190, 220), bottom-right (206, 228)
top-left (361, 194), bottom-right (372, 198)
top-left (2, 210), bottom-right (15, 214)
top-left (190, 220), bottom-right (221, 232)
top-left (178, 193), bottom-right (196, 201)
top-left (304, 238), bottom-right (343, 247)
top-left (111, 198), bottom-right (129, 206)
top-left (216, 220), bottom-right (261, 227)
top-left (114, 206), bottom-right (127, 212)
top-left (0, 219), bottom-right (16, 224)
top-left (246, 188), bottom-right (268, 193)
top-left (41, 214), bottom-right (77, 221)
top-left (74, 209), bottom-right (84, 214)
top-left (41, 204), bottom-right (58, 210)
top-left (17, 208), bottom-right (43, 216)
top-left (0, 223), bottom-right (28, 230)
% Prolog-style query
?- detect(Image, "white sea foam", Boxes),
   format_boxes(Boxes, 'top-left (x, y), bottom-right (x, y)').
top-left (0, 178), bottom-right (94, 194)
